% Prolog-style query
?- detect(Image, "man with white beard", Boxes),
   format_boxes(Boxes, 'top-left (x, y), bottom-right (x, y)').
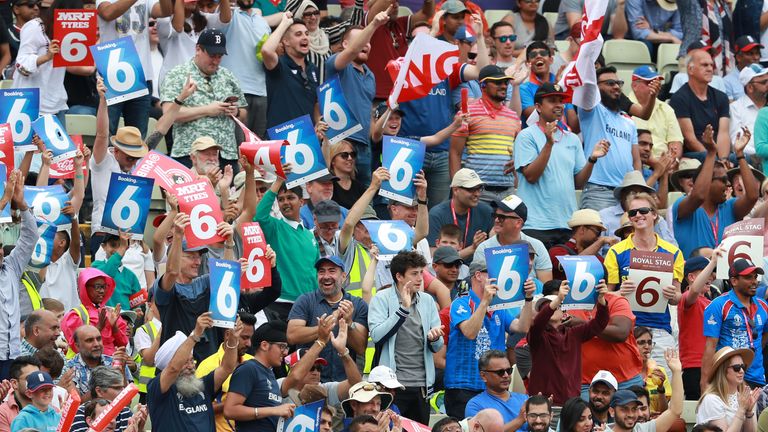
top-left (190, 136), bottom-right (228, 180)
top-left (147, 312), bottom-right (242, 432)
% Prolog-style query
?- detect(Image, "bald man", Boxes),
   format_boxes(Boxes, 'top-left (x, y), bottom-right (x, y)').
top-left (20, 310), bottom-right (61, 357)
top-left (464, 408), bottom-right (505, 432)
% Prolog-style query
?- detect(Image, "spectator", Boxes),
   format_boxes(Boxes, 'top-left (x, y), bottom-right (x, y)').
top-left (435, 1), bottom-right (468, 44)
top-left (19, 310), bottom-right (60, 357)
top-left (367, 365), bottom-right (403, 414)
top-left (96, 0), bottom-right (162, 137)
top-left (431, 246), bottom-right (466, 294)
top-left (68, 366), bottom-right (134, 432)
top-left (368, 250), bottom-right (444, 424)
top-left (669, 49), bottom-right (732, 160)
top-left (678, 254), bottom-right (718, 400)
top-left (559, 397), bottom-right (596, 432)
top-left (490, 21), bottom-right (517, 68)
top-left (672, 128), bottom-right (758, 257)
top-left (444, 260), bottom-right (535, 418)
top-left (501, 0), bottom-right (551, 52)
top-left (579, 66), bottom-right (657, 211)
top-left (548, 210), bottom-right (611, 281)
top-left (464, 350), bottom-right (528, 426)
top-left (697, 347), bottom-right (760, 429)
top-left (630, 66), bottom-right (684, 160)
top-left (670, 42), bottom-right (728, 95)
top-left (629, 385), bottom-right (652, 423)
top-left (287, 256), bottom-right (369, 382)
top-left (220, 0), bottom-right (273, 139)
top-left (325, 13), bottom-right (387, 186)
top-left (473, 195), bottom-right (553, 282)
top-left (528, 280), bottom-right (609, 408)
top-left (626, 0), bottom-right (682, 51)
top-left (432, 416), bottom-right (463, 432)
top-left (724, 36), bottom-right (763, 101)
top-left (262, 14), bottom-right (319, 129)
top-left (636, 128), bottom-right (675, 193)
top-left (341, 381), bottom-right (393, 422)
top-left (677, 0), bottom-right (733, 76)
top-left (433, 0), bottom-right (489, 36)
top-left (93, 232), bottom-right (142, 311)
top-left (0, 356), bottom-right (40, 430)
top-left (669, 158), bottom-right (700, 195)
top-left (7, 0), bottom-right (39, 76)
top-left (160, 29), bottom-right (246, 170)
top-left (634, 327), bottom-right (671, 416)
top-left (254, 175), bottom-right (319, 321)
top-left (589, 371), bottom-right (618, 425)
top-left (516, 82), bottom-right (609, 248)
top-left (195, 311), bottom-right (255, 432)
top-left (450, 64), bottom-right (520, 204)
top-left (427, 168), bottom-right (493, 264)
top-left (702, 259), bottom-right (768, 389)
top-left (518, 42), bottom-right (578, 129)
top-left (730, 64), bottom-right (768, 161)
top-left (312, 200), bottom-right (342, 257)
top-left (553, 0), bottom-right (626, 40)
top-left (300, 174), bottom-right (349, 230)
top-left (329, 141), bottom-right (368, 210)
top-left (9, 371), bottom-right (59, 432)
top-left (61, 268), bottom-right (129, 357)
top-left (146, 313), bottom-right (241, 432)
top-left (61, 325), bottom-right (131, 397)
top-left (133, 290), bottom-right (160, 403)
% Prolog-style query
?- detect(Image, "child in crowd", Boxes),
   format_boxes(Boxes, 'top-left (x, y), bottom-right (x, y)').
top-left (10, 371), bottom-right (61, 432)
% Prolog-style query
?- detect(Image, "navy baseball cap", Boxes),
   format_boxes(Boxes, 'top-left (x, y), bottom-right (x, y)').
top-left (684, 256), bottom-right (710, 275)
top-left (181, 240), bottom-right (208, 253)
top-left (26, 371), bottom-right (54, 392)
top-left (315, 256), bottom-right (345, 271)
top-left (729, 258), bottom-right (765, 278)
top-left (611, 390), bottom-right (642, 407)
top-left (198, 29), bottom-right (227, 55)
top-left (455, 25), bottom-right (476, 43)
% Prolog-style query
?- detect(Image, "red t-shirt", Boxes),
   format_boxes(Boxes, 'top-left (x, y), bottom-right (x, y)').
top-left (549, 240), bottom-right (604, 281)
top-left (439, 305), bottom-right (451, 346)
top-left (570, 293), bottom-right (643, 384)
top-left (678, 290), bottom-right (711, 369)
top-left (368, 15), bottom-right (410, 99)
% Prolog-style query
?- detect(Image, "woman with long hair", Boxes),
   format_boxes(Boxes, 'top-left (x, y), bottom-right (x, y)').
top-left (326, 139), bottom-right (366, 210)
top-left (560, 397), bottom-right (595, 432)
top-left (696, 347), bottom-right (760, 432)
top-left (502, 0), bottom-right (551, 52)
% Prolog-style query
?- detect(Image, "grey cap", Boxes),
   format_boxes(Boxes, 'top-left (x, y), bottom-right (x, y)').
top-left (313, 200), bottom-right (342, 224)
top-left (433, 246), bottom-right (463, 265)
top-left (361, 205), bottom-right (379, 220)
top-left (469, 260), bottom-right (487, 274)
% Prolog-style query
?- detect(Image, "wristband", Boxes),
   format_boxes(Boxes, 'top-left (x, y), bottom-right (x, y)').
top-left (190, 333), bottom-right (201, 343)
top-left (224, 242), bottom-right (235, 249)
top-left (337, 348), bottom-right (350, 357)
top-left (524, 297), bottom-right (533, 302)
top-left (225, 340), bottom-right (238, 349)
top-left (253, 407), bottom-right (259, 419)
top-left (736, 155), bottom-right (746, 161)
top-left (315, 340), bottom-right (326, 349)
top-left (746, 411), bottom-right (755, 419)
top-left (174, 98), bottom-right (184, 106)
top-left (588, 156), bottom-right (598, 164)
top-left (417, 198), bottom-right (428, 206)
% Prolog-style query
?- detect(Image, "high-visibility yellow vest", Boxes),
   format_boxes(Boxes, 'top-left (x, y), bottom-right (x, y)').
top-left (21, 274), bottom-right (41, 311)
top-left (344, 243), bottom-right (376, 374)
top-left (65, 305), bottom-right (89, 359)
top-left (134, 321), bottom-right (158, 394)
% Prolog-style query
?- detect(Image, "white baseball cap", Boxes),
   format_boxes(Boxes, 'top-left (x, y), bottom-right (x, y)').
top-left (739, 63), bottom-right (768, 86)
top-left (368, 365), bottom-right (405, 390)
top-left (590, 370), bottom-right (618, 391)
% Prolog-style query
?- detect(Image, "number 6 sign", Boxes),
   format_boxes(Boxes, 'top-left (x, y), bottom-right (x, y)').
top-left (557, 255), bottom-right (603, 310)
top-left (32, 115), bottom-right (78, 163)
top-left (627, 250), bottom-right (674, 313)
top-left (0, 88), bottom-right (39, 151)
top-left (30, 218), bottom-right (57, 268)
top-left (380, 136), bottom-right (426, 205)
top-left (717, 219), bottom-right (765, 280)
top-left (90, 36), bottom-right (149, 105)
top-left (173, 180), bottom-right (226, 248)
top-left (484, 244), bottom-right (529, 311)
top-left (208, 258), bottom-right (241, 328)
top-left (317, 77), bottom-right (362, 145)
top-left (101, 173), bottom-right (153, 239)
top-left (24, 185), bottom-right (71, 229)
top-left (361, 220), bottom-right (414, 260)
top-left (53, 10), bottom-right (97, 67)
top-left (241, 222), bottom-right (272, 289)
top-left (267, 114), bottom-right (330, 188)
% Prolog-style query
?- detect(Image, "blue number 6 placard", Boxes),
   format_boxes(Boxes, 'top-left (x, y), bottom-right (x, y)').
top-left (90, 36), bottom-right (148, 105)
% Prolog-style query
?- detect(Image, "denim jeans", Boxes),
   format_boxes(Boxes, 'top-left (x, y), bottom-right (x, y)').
top-left (68, 105), bottom-right (97, 116)
top-left (580, 182), bottom-right (619, 211)
top-left (423, 151), bottom-right (450, 206)
top-left (108, 86), bottom-right (151, 138)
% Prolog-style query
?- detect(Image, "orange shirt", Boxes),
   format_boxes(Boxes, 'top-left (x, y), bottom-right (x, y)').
top-left (570, 293), bottom-right (643, 384)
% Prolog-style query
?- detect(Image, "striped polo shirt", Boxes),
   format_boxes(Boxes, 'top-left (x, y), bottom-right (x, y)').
top-left (453, 96), bottom-right (521, 187)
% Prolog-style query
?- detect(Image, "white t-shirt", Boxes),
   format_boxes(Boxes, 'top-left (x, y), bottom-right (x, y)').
top-left (150, 46), bottom-right (163, 98)
top-left (96, 0), bottom-right (159, 80)
top-left (696, 393), bottom-right (739, 425)
top-left (12, 19), bottom-right (67, 113)
top-left (134, 317), bottom-right (161, 352)
top-left (95, 242), bottom-right (154, 289)
top-left (89, 150), bottom-right (123, 230)
top-left (39, 251), bottom-right (79, 310)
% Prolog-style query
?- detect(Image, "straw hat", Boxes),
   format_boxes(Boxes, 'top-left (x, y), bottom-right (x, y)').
top-left (110, 127), bottom-right (148, 158)
top-left (613, 171), bottom-right (655, 200)
top-left (709, 347), bottom-right (754, 382)
top-left (568, 209), bottom-right (607, 231)
top-left (614, 213), bottom-right (633, 238)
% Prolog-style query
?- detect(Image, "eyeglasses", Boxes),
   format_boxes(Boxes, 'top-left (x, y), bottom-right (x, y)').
top-left (108, 385), bottom-right (124, 390)
top-left (627, 207), bottom-right (652, 217)
top-left (439, 262), bottom-right (462, 268)
top-left (270, 342), bottom-right (289, 351)
top-left (495, 35), bottom-right (517, 43)
top-left (440, 425), bottom-right (463, 432)
top-left (527, 413), bottom-right (551, 419)
top-left (18, 1), bottom-right (41, 7)
top-left (338, 151), bottom-right (357, 160)
top-left (460, 185), bottom-right (484, 193)
top-left (303, 10), bottom-right (321, 17)
top-left (88, 283), bottom-right (107, 291)
top-left (527, 49), bottom-right (550, 59)
top-left (636, 339), bottom-right (655, 347)
top-left (729, 363), bottom-right (747, 373)
top-left (598, 79), bottom-right (624, 87)
top-left (482, 367), bottom-right (513, 376)
top-left (493, 213), bottom-right (521, 222)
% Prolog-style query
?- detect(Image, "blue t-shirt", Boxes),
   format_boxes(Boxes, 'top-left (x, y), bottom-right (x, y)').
top-left (228, 359), bottom-right (283, 431)
top-left (445, 289), bottom-right (515, 391)
top-left (518, 73), bottom-right (576, 124)
top-left (220, 9), bottom-right (271, 96)
top-left (147, 371), bottom-right (216, 432)
top-left (10, 404), bottom-right (60, 432)
top-left (703, 290), bottom-right (768, 385)
top-left (672, 196), bottom-right (738, 258)
top-left (324, 54), bottom-right (376, 146)
top-left (578, 104), bottom-right (637, 187)
top-left (514, 125), bottom-right (586, 230)
top-left (465, 390), bottom-right (528, 427)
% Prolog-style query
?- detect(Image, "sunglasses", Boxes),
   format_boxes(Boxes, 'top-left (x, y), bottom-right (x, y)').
top-left (439, 262), bottom-right (462, 268)
top-left (338, 151), bottom-right (357, 160)
top-left (148, 20), bottom-right (156, 27)
top-left (598, 79), bottom-right (624, 87)
top-left (495, 35), bottom-right (517, 43)
top-left (460, 185), bottom-right (484, 193)
top-left (303, 10), bottom-right (321, 16)
top-left (729, 363), bottom-right (747, 373)
top-left (493, 213), bottom-right (521, 222)
top-left (482, 367), bottom-right (513, 377)
top-left (627, 207), bottom-right (652, 217)
top-left (527, 49), bottom-right (549, 59)
top-left (468, 52), bottom-right (477, 60)
top-left (350, 383), bottom-right (377, 396)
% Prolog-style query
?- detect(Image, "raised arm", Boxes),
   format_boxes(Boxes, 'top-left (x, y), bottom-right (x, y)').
top-left (213, 320), bottom-right (241, 392)
top-left (158, 313), bottom-right (212, 394)
top-left (413, 172), bottom-right (428, 246)
top-left (732, 128), bottom-right (760, 220)
top-left (283, 314), bottom-right (334, 392)
top-left (93, 78), bottom-right (110, 165)
top-left (236, 155), bottom-right (258, 227)
top-left (676, 125), bottom-right (716, 219)
top-left (333, 9), bottom-right (389, 71)
top-left (97, 0), bottom-right (139, 22)
top-left (339, 167), bottom-right (388, 254)
top-left (261, 13), bottom-right (295, 71)
top-left (171, 0), bottom-right (186, 33)
top-left (161, 212), bottom-right (188, 292)
top-left (152, 193), bottom-right (177, 263)
top-left (653, 349), bottom-right (684, 432)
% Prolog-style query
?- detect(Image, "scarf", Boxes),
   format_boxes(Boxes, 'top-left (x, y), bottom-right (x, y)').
top-left (700, 0), bottom-right (734, 76)
top-left (294, 0), bottom-right (329, 55)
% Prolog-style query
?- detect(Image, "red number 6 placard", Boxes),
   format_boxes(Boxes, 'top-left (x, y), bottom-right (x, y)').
top-left (53, 10), bottom-right (97, 67)
top-left (172, 180), bottom-right (225, 248)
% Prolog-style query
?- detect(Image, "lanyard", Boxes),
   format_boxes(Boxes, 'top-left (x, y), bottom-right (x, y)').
top-left (450, 199), bottom-right (471, 247)
top-left (709, 209), bottom-right (720, 244)
top-left (741, 304), bottom-right (758, 349)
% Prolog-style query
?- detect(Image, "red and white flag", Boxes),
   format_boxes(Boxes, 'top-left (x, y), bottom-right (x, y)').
top-left (557, 0), bottom-right (609, 109)
top-left (386, 33), bottom-right (460, 108)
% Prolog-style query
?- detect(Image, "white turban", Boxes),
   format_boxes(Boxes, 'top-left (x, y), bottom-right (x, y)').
top-left (154, 331), bottom-right (187, 371)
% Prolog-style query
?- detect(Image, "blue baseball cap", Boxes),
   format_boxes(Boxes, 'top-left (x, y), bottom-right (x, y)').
top-left (632, 65), bottom-right (661, 82)
top-left (610, 389), bottom-right (642, 407)
top-left (455, 25), bottom-right (476, 43)
top-left (315, 256), bottom-right (345, 271)
top-left (26, 371), bottom-right (54, 392)
top-left (181, 240), bottom-right (208, 253)
top-left (684, 256), bottom-right (710, 275)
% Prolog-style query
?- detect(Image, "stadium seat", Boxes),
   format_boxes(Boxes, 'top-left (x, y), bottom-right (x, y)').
top-left (326, 3), bottom-right (341, 16)
top-left (65, 114), bottom-right (98, 147)
top-left (657, 43), bottom-right (681, 80)
top-left (544, 12), bottom-right (558, 29)
top-left (682, 400), bottom-right (697, 426)
top-left (554, 40), bottom-right (570, 55)
top-left (0, 80), bottom-right (12, 89)
top-left (484, 9), bottom-right (508, 26)
top-left (616, 68), bottom-right (633, 94)
top-left (398, 5), bottom-right (412, 16)
top-left (602, 39), bottom-right (652, 74)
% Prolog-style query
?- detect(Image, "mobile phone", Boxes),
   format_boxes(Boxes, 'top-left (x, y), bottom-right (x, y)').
top-left (224, 96), bottom-right (238, 104)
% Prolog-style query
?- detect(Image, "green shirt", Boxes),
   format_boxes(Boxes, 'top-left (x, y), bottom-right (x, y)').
top-left (254, 190), bottom-right (319, 302)
top-left (255, 0), bottom-right (286, 17)
top-left (160, 60), bottom-right (246, 160)
top-left (94, 253), bottom-right (141, 310)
